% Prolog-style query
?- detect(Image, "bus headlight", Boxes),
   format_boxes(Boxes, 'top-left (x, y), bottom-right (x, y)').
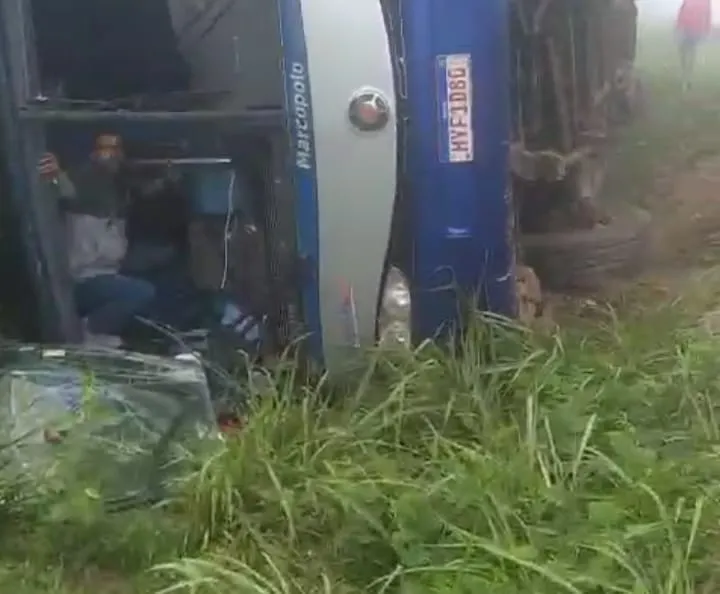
top-left (378, 266), bottom-right (411, 346)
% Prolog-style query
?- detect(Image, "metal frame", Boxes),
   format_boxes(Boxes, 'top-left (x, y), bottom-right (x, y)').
top-left (0, 29), bottom-right (81, 341)
top-left (19, 107), bottom-right (285, 127)
top-left (2, 0), bottom-right (286, 128)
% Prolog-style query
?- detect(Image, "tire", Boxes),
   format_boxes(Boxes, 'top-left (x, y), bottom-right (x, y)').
top-left (520, 208), bottom-right (651, 292)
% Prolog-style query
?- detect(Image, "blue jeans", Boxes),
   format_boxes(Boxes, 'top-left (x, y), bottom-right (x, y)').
top-left (75, 274), bottom-right (155, 336)
top-left (678, 30), bottom-right (704, 78)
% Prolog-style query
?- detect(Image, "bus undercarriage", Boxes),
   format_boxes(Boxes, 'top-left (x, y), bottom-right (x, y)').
top-left (511, 0), bottom-right (645, 296)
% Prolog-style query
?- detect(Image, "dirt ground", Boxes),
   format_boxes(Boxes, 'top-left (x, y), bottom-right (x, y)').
top-left (646, 154), bottom-right (720, 267)
top-left (629, 152), bottom-right (720, 333)
top-left (540, 26), bottom-right (720, 323)
top-left (539, 147), bottom-right (720, 329)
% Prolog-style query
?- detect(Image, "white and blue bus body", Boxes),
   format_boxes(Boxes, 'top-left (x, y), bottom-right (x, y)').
top-left (0, 0), bottom-right (513, 371)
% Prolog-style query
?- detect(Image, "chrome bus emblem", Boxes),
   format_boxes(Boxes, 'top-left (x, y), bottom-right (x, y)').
top-left (348, 89), bottom-right (390, 132)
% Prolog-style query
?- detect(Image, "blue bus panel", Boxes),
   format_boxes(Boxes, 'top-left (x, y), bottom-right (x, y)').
top-left (400, 0), bottom-right (514, 341)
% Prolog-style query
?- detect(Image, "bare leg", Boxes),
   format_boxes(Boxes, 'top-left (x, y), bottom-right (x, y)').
top-left (679, 36), bottom-right (698, 90)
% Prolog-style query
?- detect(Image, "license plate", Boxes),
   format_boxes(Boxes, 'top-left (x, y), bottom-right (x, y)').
top-left (436, 53), bottom-right (474, 163)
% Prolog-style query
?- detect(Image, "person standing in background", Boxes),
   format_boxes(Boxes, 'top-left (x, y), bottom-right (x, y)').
top-left (676, 0), bottom-right (712, 90)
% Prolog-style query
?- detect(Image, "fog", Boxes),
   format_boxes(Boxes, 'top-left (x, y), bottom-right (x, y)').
top-left (638, 0), bottom-right (720, 24)
top-left (638, 0), bottom-right (680, 22)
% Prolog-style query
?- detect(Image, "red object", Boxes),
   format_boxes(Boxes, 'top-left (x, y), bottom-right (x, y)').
top-left (676, 0), bottom-right (712, 37)
top-left (217, 412), bottom-right (245, 434)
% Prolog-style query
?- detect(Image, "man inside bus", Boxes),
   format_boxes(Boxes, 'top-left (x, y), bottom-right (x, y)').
top-left (37, 134), bottom-right (156, 348)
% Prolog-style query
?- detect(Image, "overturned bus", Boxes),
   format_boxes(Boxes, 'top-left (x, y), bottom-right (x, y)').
top-left (0, 0), bottom-right (517, 373)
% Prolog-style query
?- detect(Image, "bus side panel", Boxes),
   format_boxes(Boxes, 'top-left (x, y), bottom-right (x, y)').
top-left (277, 0), bottom-right (324, 362)
top-left (290, 0), bottom-right (397, 371)
top-left (401, 0), bottom-right (514, 341)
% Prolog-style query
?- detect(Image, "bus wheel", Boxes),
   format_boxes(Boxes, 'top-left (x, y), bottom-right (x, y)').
top-left (520, 208), bottom-right (650, 292)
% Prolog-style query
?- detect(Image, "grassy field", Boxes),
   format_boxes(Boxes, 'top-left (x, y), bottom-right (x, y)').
top-left (8, 308), bottom-right (720, 594)
top-left (6, 25), bottom-right (720, 594)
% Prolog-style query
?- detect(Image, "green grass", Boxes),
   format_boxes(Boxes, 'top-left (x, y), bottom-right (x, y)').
top-left (6, 24), bottom-right (720, 594)
top-left (6, 304), bottom-right (720, 593)
top-left (160, 311), bottom-right (720, 594)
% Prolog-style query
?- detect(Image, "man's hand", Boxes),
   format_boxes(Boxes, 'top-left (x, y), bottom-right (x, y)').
top-left (38, 152), bottom-right (76, 198)
top-left (37, 152), bottom-right (60, 180)
top-left (136, 165), bottom-right (181, 197)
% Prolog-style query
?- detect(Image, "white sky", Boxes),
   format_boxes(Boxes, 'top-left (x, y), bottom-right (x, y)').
top-left (638, 0), bottom-right (680, 20)
top-left (639, 0), bottom-right (720, 23)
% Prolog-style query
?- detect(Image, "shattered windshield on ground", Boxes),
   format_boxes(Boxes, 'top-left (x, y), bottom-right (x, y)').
top-left (0, 346), bottom-right (219, 508)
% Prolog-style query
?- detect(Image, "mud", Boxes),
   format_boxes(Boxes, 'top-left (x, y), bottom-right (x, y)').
top-left (645, 153), bottom-right (720, 269)
top-left (535, 153), bottom-right (720, 326)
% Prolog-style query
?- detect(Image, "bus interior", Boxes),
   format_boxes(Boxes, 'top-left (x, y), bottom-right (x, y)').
top-left (0, 0), bottom-right (302, 362)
